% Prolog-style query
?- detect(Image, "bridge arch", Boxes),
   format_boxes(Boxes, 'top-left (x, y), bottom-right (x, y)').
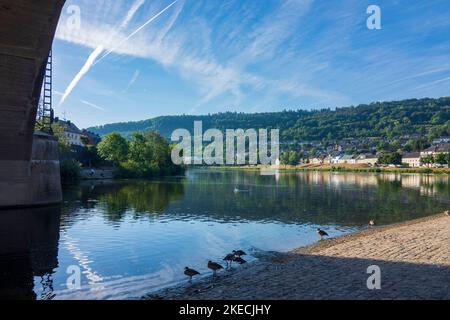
top-left (0, 0), bottom-right (66, 207)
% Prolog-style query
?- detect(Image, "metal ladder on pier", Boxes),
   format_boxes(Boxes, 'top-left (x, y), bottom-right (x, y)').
top-left (37, 50), bottom-right (54, 133)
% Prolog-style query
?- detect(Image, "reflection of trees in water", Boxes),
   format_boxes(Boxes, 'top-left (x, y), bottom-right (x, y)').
top-left (177, 171), bottom-right (450, 225)
top-left (98, 182), bottom-right (185, 222)
top-left (61, 180), bottom-right (186, 224)
top-left (60, 171), bottom-right (449, 227)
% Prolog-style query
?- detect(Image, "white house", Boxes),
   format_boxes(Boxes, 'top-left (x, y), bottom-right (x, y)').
top-left (54, 118), bottom-right (84, 146)
top-left (402, 152), bottom-right (421, 168)
top-left (338, 154), bottom-right (357, 164)
top-left (356, 154), bottom-right (378, 166)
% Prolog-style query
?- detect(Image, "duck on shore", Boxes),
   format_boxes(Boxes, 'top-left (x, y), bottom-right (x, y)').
top-left (184, 267), bottom-right (200, 282)
top-left (233, 250), bottom-right (247, 257)
top-left (369, 220), bottom-right (376, 227)
top-left (233, 256), bottom-right (247, 264)
top-left (207, 261), bottom-right (223, 275)
top-left (223, 253), bottom-right (235, 269)
top-left (445, 211), bottom-right (450, 216)
top-left (317, 228), bottom-right (329, 240)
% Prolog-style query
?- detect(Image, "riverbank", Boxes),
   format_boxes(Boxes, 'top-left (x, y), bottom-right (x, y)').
top-left (208, 164), bottom-right (450, 174)
top-left (145, 213), bottom-right (450, 300)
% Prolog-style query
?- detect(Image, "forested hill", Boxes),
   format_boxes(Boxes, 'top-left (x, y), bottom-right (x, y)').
top-left (88, 97), bottom-right (450, 142)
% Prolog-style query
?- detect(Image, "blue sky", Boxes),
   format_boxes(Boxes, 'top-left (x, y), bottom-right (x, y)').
top-left (53, 0), bottom-right (450, 128)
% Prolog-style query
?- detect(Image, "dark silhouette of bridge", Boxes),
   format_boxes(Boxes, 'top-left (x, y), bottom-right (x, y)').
top-left (0, 0), bottom-right (66, 208)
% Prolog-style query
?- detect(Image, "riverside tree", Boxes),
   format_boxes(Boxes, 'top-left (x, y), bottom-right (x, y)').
top-left (97, 132), bottom-right (129, 165)
top-left (98, 131), bottom-right (183, 178)
top-left (431, 153), bottom-right (450, 166)
top-left (377, 152), bottom-right (402, 165)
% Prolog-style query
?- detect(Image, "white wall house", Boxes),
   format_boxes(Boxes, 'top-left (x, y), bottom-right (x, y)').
top-left (402, 152), bottom-right (421, 168)
top-left (356, 154), bottom-right (378, 166)
top-left (54, 119), bottom-right (84, 146)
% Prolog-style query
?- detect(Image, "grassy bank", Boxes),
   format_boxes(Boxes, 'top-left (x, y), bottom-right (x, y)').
top-left (205, 164), bottom-right (450, 174)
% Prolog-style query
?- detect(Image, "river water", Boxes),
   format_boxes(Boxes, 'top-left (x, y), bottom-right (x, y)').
top-left (0, 170), bottom-right (449, 299)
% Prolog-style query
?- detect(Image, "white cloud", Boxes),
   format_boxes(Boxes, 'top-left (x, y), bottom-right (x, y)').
top-left (56, 0), bottom-right (347, 111)
top-left (58, 0), bottom-right (148, 107)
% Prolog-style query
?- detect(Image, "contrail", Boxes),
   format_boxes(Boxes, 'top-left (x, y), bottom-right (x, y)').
top-left (123, 69), bottom-right (141, 93)
top-left (59, 45), bottom-right (104, 106)
top-left (120, 0), bottom-right (146, 29)
top-left (58, 0), bottom-right (147, 107)
top-left (94, 0), bottom-right (179, 66)
top-left (81, 100), bottom-right (106, 111)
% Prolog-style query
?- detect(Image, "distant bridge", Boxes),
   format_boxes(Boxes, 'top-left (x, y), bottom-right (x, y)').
top-left (0, 0), bottom-right (66, 208)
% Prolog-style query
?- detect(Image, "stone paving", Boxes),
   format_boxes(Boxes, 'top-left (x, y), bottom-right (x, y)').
top-left (147, 214), bottom-right (450, 300)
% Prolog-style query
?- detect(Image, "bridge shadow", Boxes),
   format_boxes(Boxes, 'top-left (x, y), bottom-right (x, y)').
top-left (156, 252), bottom-right (450, 300)
top-left (0, 206), bottom-right (61, 300)
top-left (268, 253), bottom-right (450, 300)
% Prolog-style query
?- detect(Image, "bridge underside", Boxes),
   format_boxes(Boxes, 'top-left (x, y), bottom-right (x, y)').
top-left (0, 0), bottom-right (65, 208)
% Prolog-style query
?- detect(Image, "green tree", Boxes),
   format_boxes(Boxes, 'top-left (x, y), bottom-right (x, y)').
top-left (378, 152), bottom-right (402, 165)
top-left (280, 152), bottom-right (290, 165)
top-left (434, 153), bottom-right (448, 166)
top-left (97, 132), bottom-right (129, 164)
top-left (420, 155), bottom-right (434, 167)
top-left (51, 122), bottom-right (70, 152)
top-left (122, 131), bottom-right (182, 177)
top-left (288, 151), bottom-right (300, 165)
top-left (129, 133), bottom-right (151, 165)
top-left (377, 141), bottom-right (390, 152)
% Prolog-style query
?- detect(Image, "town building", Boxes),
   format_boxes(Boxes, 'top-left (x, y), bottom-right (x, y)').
top-left (81, 129), bottom-right (102, 146)
top-left (421, 144), bottom-right (450, 157)
top-left (337, 154), bottom-right (357, 164)
top-left (356, 154), bottom-right (378, 166)
top-left (54, 118), bottom-right (84, 146)
top-left (432, 137), bottom-right (450, 145)
top-left (402, 152), bottom-right (421, 168)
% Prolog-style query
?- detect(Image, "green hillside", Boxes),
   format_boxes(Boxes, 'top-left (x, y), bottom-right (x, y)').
top-left (88, 97), bottom-right (450, 143)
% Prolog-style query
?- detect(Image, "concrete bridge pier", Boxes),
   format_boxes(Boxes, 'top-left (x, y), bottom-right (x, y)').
top-left (0, 0), bottom-right (66, 208)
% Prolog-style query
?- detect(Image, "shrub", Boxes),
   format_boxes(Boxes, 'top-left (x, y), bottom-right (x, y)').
top-left (60, 159), bottom-right (81, 182)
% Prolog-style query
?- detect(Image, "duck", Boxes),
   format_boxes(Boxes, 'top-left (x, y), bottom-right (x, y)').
top-left (184, 267), bottom-right (200, 282)
top-left (233, 250), bottom-right (247, 257)
top-left (223, 253), bottom-right (235, 269)
top-left (316, 228), bottom-right (329, 240)
top-left (369, 220), bottom-right (376, 227)
top-left (445, 211), bottom-right (450, 216)
top-left (234, 187), bottom-right (249, 193)
top-left (233, 256), bottom-right (247, 264)
top-left (207, 261), bottom-right (223, 275)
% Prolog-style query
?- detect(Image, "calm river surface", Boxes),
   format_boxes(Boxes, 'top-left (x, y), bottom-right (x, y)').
top-left (1, 170), bottom-right (449, 299)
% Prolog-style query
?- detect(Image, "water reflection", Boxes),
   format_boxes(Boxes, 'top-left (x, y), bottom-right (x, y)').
top-left (61, 180), bottom-right (186, 226)
top-left (0, 170), bottom-right (449, 300)
top-left (0, 206), bottom-right (60, 300)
